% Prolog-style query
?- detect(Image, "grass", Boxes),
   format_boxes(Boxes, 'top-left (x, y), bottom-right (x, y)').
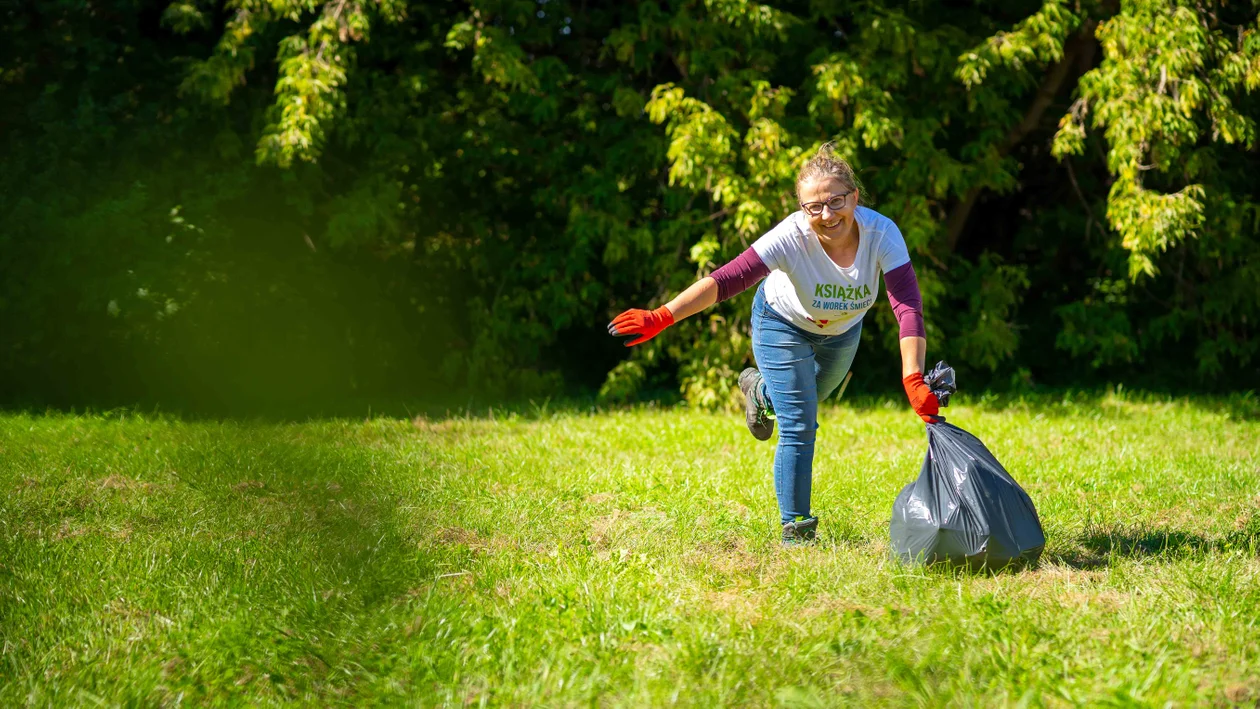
top-left (1, 391), bottom-right (1259, 706)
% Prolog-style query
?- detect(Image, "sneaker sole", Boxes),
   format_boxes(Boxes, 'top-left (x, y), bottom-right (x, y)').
top-left (738, 368), bottom-right (774, 441)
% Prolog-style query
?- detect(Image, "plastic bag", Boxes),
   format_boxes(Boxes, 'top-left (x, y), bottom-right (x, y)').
top-left (889, 363), bottom-right (1045, 569)
top-left (923, 360), bottom-right (956, 406)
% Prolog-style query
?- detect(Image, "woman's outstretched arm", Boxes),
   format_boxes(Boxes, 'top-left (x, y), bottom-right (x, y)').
top-left (663, 276), bottom-right (718, 322)
top-left (609, 247), bottom-right (769, 346)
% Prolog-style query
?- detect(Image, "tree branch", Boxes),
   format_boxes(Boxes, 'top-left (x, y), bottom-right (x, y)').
top-left (944, 20), bottom-right (1098, 254)
top-left (1064, 157), bottom-right (1103, 242)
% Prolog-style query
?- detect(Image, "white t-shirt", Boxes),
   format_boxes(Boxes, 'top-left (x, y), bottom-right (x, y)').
top-left (752, 206), bottom-right (911, 336)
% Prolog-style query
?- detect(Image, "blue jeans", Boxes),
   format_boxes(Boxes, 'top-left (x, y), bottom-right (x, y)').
top-left (751, 284), bottom-right (862, 525)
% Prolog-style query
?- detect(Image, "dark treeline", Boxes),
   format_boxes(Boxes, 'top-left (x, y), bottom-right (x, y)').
top-left (2, 0), bottom-right (1258, 415)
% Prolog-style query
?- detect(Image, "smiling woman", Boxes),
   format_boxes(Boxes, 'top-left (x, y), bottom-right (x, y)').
top-left (608, 144), bottom-right (937, 546)
top-left (795, 145), bottom-right (863, 246)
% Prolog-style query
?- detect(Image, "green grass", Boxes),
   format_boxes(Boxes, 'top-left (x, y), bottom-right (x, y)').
top-left (2, 392), bottom-right (1259, 706)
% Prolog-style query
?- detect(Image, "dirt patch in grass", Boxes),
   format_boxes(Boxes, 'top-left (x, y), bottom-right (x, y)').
top-left (693, 537), bottom-right (760, 576)
top-left (987, 563), bottom-right (1103, 591)
top-left (587, 511), bottom-right (623, 549)
top-left (584, 492), bottom-right (615, 505)
top-left (234, 664), bottom-right (259, 687)
top-left (1027, 564), bottom-right (1108, 584)
top-left (1223, 681), bottom-right (1258, 704)
top-left (801, 595), bottom-right (908, 620)
top-left (1053, 588), bottom-right (1130, 611)
top-left (430, 526), bottom-right (519, 555)
top-left (232, 480), bottom-right (266, 493)
top-left (104, 597), bottom-right (174, 628)
top-left (493, 580), bottom-right (516, 603)
top-left (585, 506), bottom-right (671, 550)
top-left (626, 641), bottom-right (670, 674)
top-left (436, 526), bottom-right (479, 546)
top-left (723, 501), bottom-right (752, 520)
top-left (403, 615), bottom-right (427, 637)
top-left (54, 519), bottom-right (86, 541)
top-left (486, 481), bottom-right (519, 497)
top-left (94, 475), bottom-right (153, 492)
top-left (411, 416), bottom-right (477, 440)
top-left (402, 570), bottom-right (476, 601)
top-left (705, 589), bottom-right (762, 623)
top-left (683, 536), bottom-right (789, 588)
top-left (981, 564), bottom-right (1135, 611)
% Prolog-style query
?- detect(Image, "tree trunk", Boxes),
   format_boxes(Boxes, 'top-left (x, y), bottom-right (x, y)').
top-left (944, 21), bottom-right (1099, 254)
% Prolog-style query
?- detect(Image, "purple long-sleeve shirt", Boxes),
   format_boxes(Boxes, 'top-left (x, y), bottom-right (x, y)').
top-left (710, 246), bottom-right (926, 338)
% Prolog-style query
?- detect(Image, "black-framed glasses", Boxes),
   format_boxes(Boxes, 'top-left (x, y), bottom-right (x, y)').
top-left (799, 192), bottom-right (852, 216)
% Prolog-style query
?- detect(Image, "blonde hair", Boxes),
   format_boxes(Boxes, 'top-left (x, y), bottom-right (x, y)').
top-left (795, 142), bottom-right (866, 205)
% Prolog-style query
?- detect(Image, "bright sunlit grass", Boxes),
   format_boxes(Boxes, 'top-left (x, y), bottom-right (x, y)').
top-left (2, 393), bottom-right (1258, 705)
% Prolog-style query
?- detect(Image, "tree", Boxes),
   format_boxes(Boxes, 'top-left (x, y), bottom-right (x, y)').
top-left (2, 0), bottom-right (1257, 412)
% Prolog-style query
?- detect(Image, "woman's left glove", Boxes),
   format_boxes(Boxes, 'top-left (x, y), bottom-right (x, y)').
top-left (902, 372), bottom-right (942, 423)
top-left (608, 306), bottom-right (675, 347)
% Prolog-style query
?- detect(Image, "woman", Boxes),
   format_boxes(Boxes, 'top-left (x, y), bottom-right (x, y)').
top-left (608, 145), bottom-right (941, 546)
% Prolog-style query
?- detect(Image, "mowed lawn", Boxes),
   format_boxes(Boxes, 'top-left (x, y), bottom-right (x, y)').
top-left (2, 394), bottom-right (1258, 706)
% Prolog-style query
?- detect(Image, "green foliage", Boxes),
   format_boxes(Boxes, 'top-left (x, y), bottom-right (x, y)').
top-left (1052, 0), bottom-right (1260, 279)
top-left (2, 0), bottom-right (1259, 412)
top-left (1055, 278), bottom-right (1142, 367)
top-left (956, 0), bottom-right (1081, 89)
top-left (597, 359), bottom-right (648, 405)
top-left (179, 3), bottom-right (270, 105)
top-left (161, 2), bottom-right (211, 34)
top-left (953, 253), bottom-right (1032, 372)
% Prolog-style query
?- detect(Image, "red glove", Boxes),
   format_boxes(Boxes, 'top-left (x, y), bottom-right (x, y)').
top-left (902, 372), bottom-right (941, 423)
top-left (608, 306), bottom-right (675, 347)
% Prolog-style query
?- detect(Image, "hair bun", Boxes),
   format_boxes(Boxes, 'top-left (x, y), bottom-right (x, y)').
top-left (796, 142), bottom-right (865, 205)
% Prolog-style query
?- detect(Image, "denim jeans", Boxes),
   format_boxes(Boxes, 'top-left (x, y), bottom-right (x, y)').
top-left (751, 283), bottom-right (862, 525)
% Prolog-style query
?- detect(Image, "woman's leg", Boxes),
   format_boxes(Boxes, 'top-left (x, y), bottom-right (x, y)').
top-left (814, 322), bottom-right (863, 402)
top-left (751, 290), bottom-right (820, 526)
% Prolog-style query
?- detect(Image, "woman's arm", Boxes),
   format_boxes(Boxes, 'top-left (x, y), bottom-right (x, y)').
top-left (899, 335), bottom-right (927, 378)
top-left (609, 247), bottom-right (769, 346)
top-left (665, 241), bottom-right (772, 320)
top-left (885, 262), bottom-right (927, 376)
top-left (663, 276), bottom-right (718, 322)
top-left (606, 278), bottom-right (715, 347)
top-left (884, 262), bottom-right (939, 422)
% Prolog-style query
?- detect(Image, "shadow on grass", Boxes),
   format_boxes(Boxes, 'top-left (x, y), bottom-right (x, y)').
top-left (906, 516), bottom-right (1260, 575)
top-left (163, 435), bottom-right (426, 604)
top-left (831, 388), bottom-right (1260, 422)
top-left (1179, 391), bottom-right (1260, 422)
top-left (0, 393), bottom-right (615, 426)
top-left (1042, 519), bottom-right (1260, 569)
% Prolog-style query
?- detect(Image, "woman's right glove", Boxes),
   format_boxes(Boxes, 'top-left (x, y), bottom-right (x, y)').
top-left (902, 372), bottom-right (942, 423)
top-left (608, 306), bottom-right (675, 347)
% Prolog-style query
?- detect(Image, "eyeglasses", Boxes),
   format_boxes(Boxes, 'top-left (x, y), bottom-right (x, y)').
top-left (799, 192), bottom-right (852, 216)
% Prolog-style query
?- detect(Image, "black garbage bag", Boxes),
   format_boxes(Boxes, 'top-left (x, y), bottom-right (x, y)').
top-left (889, 363), bottom-right (1045, 569)
top-left (923, 360), bottom-right (956, 406)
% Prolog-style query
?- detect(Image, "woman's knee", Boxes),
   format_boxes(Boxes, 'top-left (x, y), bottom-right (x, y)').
top-left (775, 411), bottom-right (819, 445)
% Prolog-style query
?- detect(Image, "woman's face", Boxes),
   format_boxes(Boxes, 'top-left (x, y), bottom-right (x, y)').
top-left (799, 176), bottom-right (858, 240)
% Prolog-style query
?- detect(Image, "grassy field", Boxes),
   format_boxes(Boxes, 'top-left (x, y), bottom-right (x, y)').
top-left (2, 393), bottom-right (1259, 706)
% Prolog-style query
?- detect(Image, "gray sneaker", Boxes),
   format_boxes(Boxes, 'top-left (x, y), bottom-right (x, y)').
top-left (782, 516), bottom-right (819, 546)
top-left (738, 368), bottom-right (774, 441)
